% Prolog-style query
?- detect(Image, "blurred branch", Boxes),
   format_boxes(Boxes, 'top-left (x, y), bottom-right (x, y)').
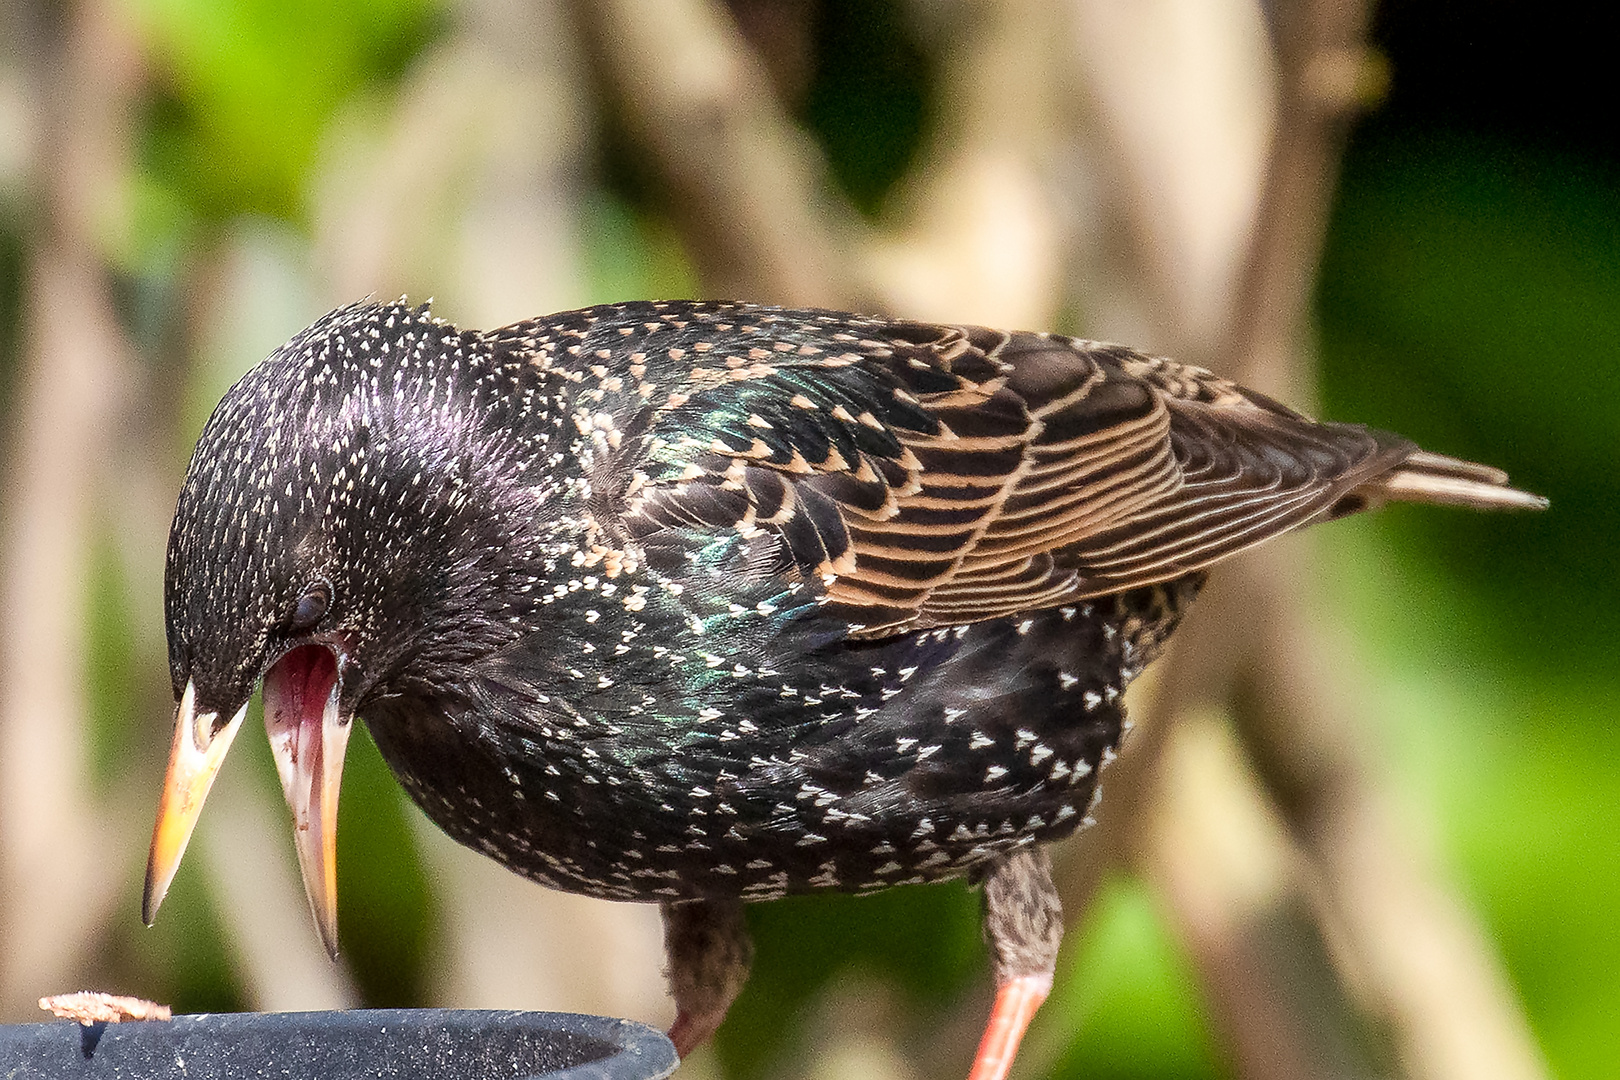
top-left (316, 0), bottom-right (595, 324)
top-left (0, 0), bottom-right (146, 1016)
top-left (1144, 712), bottom-right (1395, 1080)
top-left (866, 0), bottom-right (1070, 331)
top-left (1049, 1), bottom-right (1551, 1078)
top-left (1234, 560), bottom-right (1550, 1080)
top-left (564, 0), bottom-right (863, 307)
top-left (1064, 0), bottom-right (1276, 354)
top-left (1217, 0), bottom-right (1388, 393)
top-left (1196, 1), bottom-right (1547, 1075)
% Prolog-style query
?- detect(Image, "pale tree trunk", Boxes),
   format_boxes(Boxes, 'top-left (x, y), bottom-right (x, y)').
top-left (0, 0), bottom-right (144, 1018)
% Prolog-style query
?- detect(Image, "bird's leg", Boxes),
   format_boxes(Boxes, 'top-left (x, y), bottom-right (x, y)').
top-left (970, 846), bottom-right (1064, 1080)
top-left (661, 896), bottom-right (753, 1057)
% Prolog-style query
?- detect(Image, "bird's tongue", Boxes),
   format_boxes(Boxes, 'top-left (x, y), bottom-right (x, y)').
top-left (262, 643), bottom-right (350, 958)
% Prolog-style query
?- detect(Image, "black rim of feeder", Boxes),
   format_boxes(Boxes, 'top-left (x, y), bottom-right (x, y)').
top-left (0, 1008), bottom-right (678, 1080)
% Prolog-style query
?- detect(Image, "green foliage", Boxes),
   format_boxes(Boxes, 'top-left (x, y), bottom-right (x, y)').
top-left (579, 194), bottom-right (701, 307)
top-left (84, 525), bottom-right (140, 788)
top-left (1318, 123), bottom-right (1620, 1080)
top-left (1044, 878), bottom-right (1224, 1080)
top-left (1322, 529), bottom-right (1620, 1080)
top-left (335, 726), bottom-right (438, 1007)
top-left (0, 206), bottom-right (24, 422)
top-left (113, 851), bottom-right (248, 1016)
top-left (802, 0), bottom-right (933, 216)
top-left (129, 0), bottom-right (443, 226)
top-left (1318, 124), bottom-right (1620, 677)
top-left (716, 882), bottom-right (981, 1077)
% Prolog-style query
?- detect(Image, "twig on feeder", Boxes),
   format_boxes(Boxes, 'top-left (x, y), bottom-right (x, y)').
top-left (39, 992), bottom-right (172, 1026)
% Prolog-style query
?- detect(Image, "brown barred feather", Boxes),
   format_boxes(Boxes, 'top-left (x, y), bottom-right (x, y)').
top-left (622, 318), bottom-right (1542, 637)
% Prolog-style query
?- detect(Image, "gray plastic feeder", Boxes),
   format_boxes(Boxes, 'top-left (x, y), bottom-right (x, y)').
top-left (0, 1008), bottom-right (678, 1080)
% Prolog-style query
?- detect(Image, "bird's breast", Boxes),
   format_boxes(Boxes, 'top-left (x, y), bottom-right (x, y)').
top-left (363, 579), bottom-right (1199, 904)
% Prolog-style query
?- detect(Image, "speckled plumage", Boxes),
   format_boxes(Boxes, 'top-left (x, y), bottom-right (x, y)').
top-left (159, 298), bottom-right (1544, 1073)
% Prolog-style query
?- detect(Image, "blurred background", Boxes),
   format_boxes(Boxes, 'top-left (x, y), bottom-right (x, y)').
top-left (0, 1), bottom-right (1613, 1078)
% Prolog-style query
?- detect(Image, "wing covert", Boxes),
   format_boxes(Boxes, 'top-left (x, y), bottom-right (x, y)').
top-left (601, 308), bottom-right (1407, 636)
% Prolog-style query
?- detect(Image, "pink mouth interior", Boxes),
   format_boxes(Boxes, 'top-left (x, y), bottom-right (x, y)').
top-left (261, 641), bottom-right (350, 956)
top-left (264, 644), bottom-right (339, 768)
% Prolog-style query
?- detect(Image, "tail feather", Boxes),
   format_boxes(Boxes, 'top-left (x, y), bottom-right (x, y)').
top-left (1350, 449), bottom-right (1548, 512)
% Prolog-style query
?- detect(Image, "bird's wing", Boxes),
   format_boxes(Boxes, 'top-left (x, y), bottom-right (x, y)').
top-left (614, 315), bottom-right (1404, 636)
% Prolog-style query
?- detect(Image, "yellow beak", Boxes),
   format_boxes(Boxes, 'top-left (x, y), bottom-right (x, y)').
top-left (143, 645), bottom-right (352, 959)
top-left (143, 680), bottom-right (248, 925)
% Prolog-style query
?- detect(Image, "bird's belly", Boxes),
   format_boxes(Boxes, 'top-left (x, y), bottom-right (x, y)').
top-left (364, 637), bottom-right (1127, 900)
top-left (364, 589), bottom-right (1195, 903)
top-left (383, 712), bottom-right (1114, 905)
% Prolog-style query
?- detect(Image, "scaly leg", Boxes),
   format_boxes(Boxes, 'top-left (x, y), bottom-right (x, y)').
top-left (661, 896), bottom-right (753, 1057)
top-left (969, 846), bottom-right (1064, 1080)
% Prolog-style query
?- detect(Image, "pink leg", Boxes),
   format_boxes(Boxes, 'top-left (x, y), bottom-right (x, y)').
top-left (969, 847), bottom-right (1064, 1080)
top-left (661, 897), bottom-right (752, 1057)
top-left (967, 974), bottom-right (1052, 1080)
top-left (667, 1010), bottom-right (715, 1060)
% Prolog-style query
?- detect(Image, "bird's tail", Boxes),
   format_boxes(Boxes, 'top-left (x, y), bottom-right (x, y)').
top-left (1346, 449), bottom-right (1548, 513)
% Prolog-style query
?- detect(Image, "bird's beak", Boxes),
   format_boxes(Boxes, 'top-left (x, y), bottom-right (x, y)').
top-left (142, 645), bottom-right (352, 960)
top-left (261, 643), bottom-right (352, 959)
top-left (144, 680), bottom-right (249, 927)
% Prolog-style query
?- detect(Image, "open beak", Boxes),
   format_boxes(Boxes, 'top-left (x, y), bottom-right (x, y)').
top-left (261, 644), bottom-right (352, 958)
top-left (143, 644), bottom-right (352, 959)
top-left (143, 680), bottom-right (248, 926)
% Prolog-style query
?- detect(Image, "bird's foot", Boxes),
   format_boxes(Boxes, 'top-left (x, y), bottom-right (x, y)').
top-left (966, 973), bottom-right (1051, 1080)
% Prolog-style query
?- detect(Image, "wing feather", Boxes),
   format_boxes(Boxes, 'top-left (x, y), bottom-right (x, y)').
top-left (611, 310), bottom-right (1417, 635)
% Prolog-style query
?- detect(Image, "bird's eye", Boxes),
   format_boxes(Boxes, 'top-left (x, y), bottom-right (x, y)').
top-left (289, 582), bottom-right (331, 631)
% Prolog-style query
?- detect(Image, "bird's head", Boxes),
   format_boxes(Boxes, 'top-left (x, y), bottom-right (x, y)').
top-left (144, 301), bottom-right (550, 955)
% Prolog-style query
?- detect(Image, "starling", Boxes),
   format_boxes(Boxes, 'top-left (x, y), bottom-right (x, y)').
top-left (144, 300), bottom-right (1544, 1080)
